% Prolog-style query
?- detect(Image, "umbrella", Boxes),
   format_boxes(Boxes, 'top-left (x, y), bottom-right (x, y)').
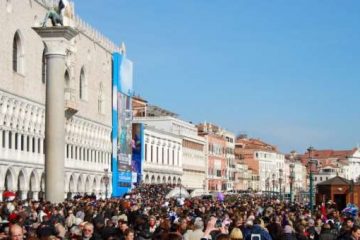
top-left (3, 191), bottom-right (16, 201)
top-left (165, 187), bottom-right (190, 199)
top-left (3, 191), bottom-right (15, 198)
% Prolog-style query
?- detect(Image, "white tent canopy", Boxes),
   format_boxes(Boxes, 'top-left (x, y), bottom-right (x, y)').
top-left (190, 188), bottom-right (207, 198)
top-left (165, 187), bottom-right (190, 199)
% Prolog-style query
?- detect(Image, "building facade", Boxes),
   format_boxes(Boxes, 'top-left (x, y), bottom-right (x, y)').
top-left (223, 130), bottom-right (236, 191)
top-left (132, 98), bottom-right (206, 191)
top-left (198, 123), bottom-right (229, 192)
top-left (235, 136), bottom-right (285, 192)
top-left (0, 0), bottom-right (116, 200)
top-left (142, 125), bottom-right (183, 185)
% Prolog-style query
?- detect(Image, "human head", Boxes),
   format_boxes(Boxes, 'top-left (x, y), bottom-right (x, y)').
top-left (346, 218), bottom-right (354, 228)
top-left (9, 224), bottom-right (24, 240)
top-left (351, 225), bottom-right (360, 240)
top-left (230, 227), bottom-right (243, 240)
top-left (124, 228), bottom-right (135, 240)
top-left (82, 222), bottom-right (94, 238)
top-left (69, 225), bottom-right (82, 239)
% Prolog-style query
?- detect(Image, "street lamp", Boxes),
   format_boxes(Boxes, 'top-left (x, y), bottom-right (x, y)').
top-left (265, 177), bottom-right (270, 197)
top-left (289, 163), bottom-right (295, 203)
top-left (272, 173), bottom-right (276, 198)
top-left (103, 168), bottom-right (109, 199)
top-left (279, 169), bottom-right (283, 200)
top-left (307, 146), bottom-right (317, 212)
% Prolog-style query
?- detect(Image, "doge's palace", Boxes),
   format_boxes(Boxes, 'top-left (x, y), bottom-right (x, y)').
top-left (0, 0), bottom-right (119, 200)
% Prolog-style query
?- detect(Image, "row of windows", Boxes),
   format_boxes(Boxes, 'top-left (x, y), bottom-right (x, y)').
top-left (65, 144), bottom-right (110, 164)
top-left (0, 130), bottom-right (109, 164)
top-left (208, 168), bottom-right (227, 177)
top-left (1, 130), bottom-right (44, 153)
top-left (314, 176), bottom-right (329, 182)
top-left (145, 143), bottom-right (180, 166)
top-left (208, 143), bottom-right (225, 156)
top-left (183, 140), bottom-right (203, 151)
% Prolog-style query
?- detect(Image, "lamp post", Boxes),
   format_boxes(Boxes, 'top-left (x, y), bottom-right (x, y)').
top-left (289, 163), bottom-right (295, 203)
top-left (103, 168), bottom-right (109, 199)
top-left (307, 146), bottom-right (317, 213)
top-left (265, 177), bottom-right (270, 197)
top-left (272, 173), bottom-right (276, 198)
top-left (279, 169), bottom-right (283, 200)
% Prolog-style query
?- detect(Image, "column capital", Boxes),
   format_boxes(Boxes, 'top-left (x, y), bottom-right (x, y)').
top-left (32, 27), bottom-right (78, 56)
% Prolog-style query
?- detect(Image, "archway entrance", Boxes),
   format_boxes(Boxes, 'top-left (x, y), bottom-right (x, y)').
top-left (17, 171), bottom-right (26, 199)
top-left (27, 171), bottom-right (37, 199)
top-left (4, 169), bottom-right (15, 191)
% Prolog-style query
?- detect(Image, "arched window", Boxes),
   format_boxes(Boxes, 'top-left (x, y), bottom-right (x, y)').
top-left (13, 31), bottom-right (24, 74)
top-left (41, 47), bottom-right (47, 84)
top-left (64, 70), bottom-right (70, 101)
top-left (79, 67), bottom-right (87, 100)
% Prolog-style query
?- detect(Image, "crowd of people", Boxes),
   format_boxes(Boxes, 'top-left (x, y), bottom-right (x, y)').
top-left (0, 183), bottom-right (359, 240)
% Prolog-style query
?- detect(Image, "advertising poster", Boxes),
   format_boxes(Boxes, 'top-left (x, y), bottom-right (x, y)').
top-left (131, 123), bottom-right (144, 184)
top-left (117, 92), bottom-right (132, 171)
top-left (112, 52), bottom-right (134, 197)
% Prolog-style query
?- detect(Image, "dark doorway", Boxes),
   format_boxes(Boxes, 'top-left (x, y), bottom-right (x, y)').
top-left (334, 194), bottom-right (347, 210)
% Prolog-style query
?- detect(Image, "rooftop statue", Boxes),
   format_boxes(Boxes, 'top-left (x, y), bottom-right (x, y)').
top-left (42, 0), bottom-right (70, 27)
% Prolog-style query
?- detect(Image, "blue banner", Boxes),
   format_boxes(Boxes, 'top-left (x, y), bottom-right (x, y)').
top-left (112, 52), bottom-right (134, 197)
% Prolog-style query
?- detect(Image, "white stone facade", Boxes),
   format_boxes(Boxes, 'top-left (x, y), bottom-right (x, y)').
top-left (134, 116), bottom-right (207, 191)
top-left (223, 130), bottom-right (235, 191)
top-left (142, 126), bottom-right (183, 185)
top-left (344, 148), bottom-right (360, 181)
top-left (0, 0), bottom-right (116, 200)
top-left (255, 151), bottom-right (285, 191)
top-left (284, 161), bottom-right (307, 195)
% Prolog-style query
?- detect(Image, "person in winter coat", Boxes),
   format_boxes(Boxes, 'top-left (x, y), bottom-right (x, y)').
top-left (281, 225), bottom-right (297, 240)
top-left (318, 223), bottom-right (336, 240)
top-left (245, 218), bottom-right (272, 240)
top-left (267, 216), bottom-right (283, 240)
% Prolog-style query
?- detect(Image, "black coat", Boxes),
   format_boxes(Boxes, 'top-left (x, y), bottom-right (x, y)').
top-left (319, 229), bottom-right (336, 240)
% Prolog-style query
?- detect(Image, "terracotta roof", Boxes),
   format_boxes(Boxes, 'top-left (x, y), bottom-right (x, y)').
top-left (317, 176), bottom-right (353, 186)
top-left (299, 148), bottom-right (357, 165)
top-left (235, 138), bottom-right (278, 152)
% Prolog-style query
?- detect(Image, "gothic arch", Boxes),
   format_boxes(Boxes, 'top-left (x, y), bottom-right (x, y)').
top-left (85, 175), bottom-right (91, 194)
top-left (17, 170), bottom-right (27, 191)
top-left (69, 174), bottom-right (76, 193)
top-left (151, 175), bottom-right (155, 184)
top-left (13, 30), bottom-right (25, 74)
top-left (29, 170), bottom-right (39, 192)
top-left (4, 168), bottom-right (16, 191)
top-left (79, 66), bottom-right (88, 100)
top-left (77, 174), bottom-right (85, 193)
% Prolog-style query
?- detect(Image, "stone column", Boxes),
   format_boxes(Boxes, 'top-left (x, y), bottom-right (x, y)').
top-left (32, 191), bottom-right (39, 201)
top-left (33, 27), bottom-right (77, 203)
top-left (0, 130), bottom-right (3, 148)
top-left (21, 190), bottom-right (28, 200)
